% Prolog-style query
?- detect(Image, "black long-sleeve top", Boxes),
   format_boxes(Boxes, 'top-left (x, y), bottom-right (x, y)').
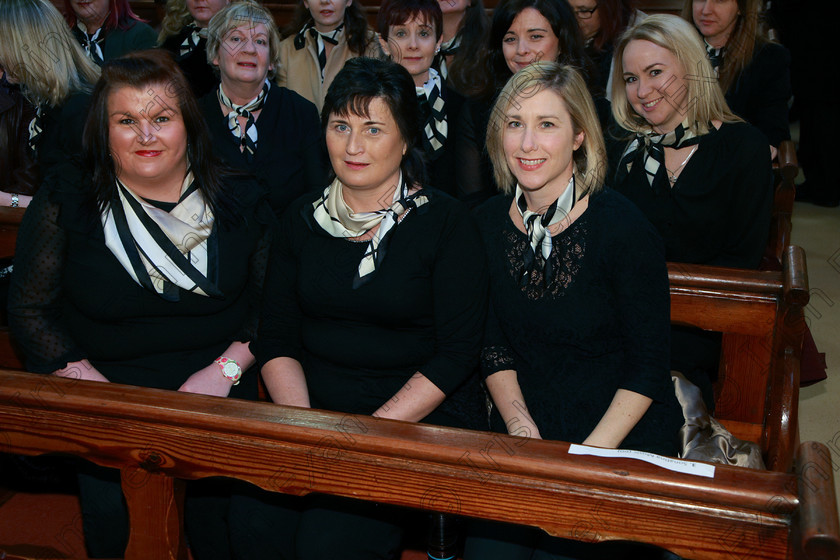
top-left (70, 19), bottom-right (157, 65)
top-left (8, 174), bottom-right (272, 398)
top-left (256, 188), bottom-right (488, 428)
top-left (724, 41), bottom-right (792, 148)
top-left (161, 27), bottom-right (219, 99)
top-left (198, 85), bottom-right (328, 217)
top-left (611, 122), bottom-right (773, 269)
top-left (476, 189), bottom-right (681, 455)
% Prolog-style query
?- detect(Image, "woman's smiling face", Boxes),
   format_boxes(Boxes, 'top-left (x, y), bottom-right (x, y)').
top-left (622, 39), bottom-right (688, 133)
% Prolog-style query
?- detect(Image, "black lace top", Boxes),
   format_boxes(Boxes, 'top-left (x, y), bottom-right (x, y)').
top-left (476, 189), bottom-right (682, 455)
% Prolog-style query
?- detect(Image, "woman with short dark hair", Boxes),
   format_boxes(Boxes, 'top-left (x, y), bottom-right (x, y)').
top-left (251, 57), bottom-right (487, 560)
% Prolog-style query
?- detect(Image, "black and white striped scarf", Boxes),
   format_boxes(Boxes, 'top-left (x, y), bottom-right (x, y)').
top-left (101, 172), bottom-right (221, 301)
top-left (515, 176), bottom-right (575, 286)
top-left (416, 68), bottom-right (447, 159)
top-left (433, 33), bottom-right (460, 79)
top-left (217, 80), bottom-right (270, 161)
top-left (76, 22), bottom-right (106, 65)
top-left (180, 25), bottom-right (207, 57)
top-left (704, 40), bottom-right (724, 78)
top-left (312, 173), bottom-right (428, 288)
top-left (616, 121), bottom-right (704, 190)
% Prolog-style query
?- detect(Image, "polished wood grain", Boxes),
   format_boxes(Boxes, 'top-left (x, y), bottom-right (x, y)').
top-left (0, 246), bottom-right (836, 560)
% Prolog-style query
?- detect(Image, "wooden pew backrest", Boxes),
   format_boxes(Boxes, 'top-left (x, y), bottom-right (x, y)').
top-left (668, 245), bottom-right (809, 472)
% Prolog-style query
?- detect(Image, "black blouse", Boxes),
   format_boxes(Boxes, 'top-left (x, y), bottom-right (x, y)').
top-left (611, 122), bottom-right (773, 269)
top-left (70, 19), bottom-right (157, 65)
top-left (8, 174), bottom-right (272, 398)
top-left (161, 27), bottom-right (219, 99)
top-left (198, 85), bottom-right (328, 217)
top-left (256, 189), bottom-right (488, 428)
top-left (724, 41), bottom-right (791, 149)
top-left (476, 189), bottom-right (681, 455)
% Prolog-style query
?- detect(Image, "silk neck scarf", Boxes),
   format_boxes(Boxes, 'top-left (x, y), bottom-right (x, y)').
top-left (102, 172), bottom-right (221, 301)
top-left (217, 80), bottom-right (270, 161)
top-left (312, 173), bottom-right (428, 288)
top-left (415, 68), bottom-right (447, 159)
top-left (515, 175), bottom-right (576, 286)
top-left (77, 22), bottom-right (106, 65)
top-left (616, 120), bottom-right (705, 191)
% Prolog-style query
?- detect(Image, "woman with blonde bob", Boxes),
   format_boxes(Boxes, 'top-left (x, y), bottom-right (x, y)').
top-left (0, 0), bottom-right (99, 179)
top-left (200, 0), bottom-right (326, 216)
top-left (466, 61), bottom-right (681, 559)
top-left (610, 14), bottom-right (772, 408)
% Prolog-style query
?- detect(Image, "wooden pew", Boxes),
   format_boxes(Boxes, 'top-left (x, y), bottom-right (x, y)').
top-left (1, 246), bottom-right (836, 560)
top-left (764, 140), bottom-right (799, 269)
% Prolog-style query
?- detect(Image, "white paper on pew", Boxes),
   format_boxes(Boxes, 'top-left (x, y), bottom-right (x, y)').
top-left (567, 444), bottom-right (716, 478)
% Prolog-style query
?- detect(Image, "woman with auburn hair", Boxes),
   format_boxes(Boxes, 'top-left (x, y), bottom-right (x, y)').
top-left (682, 0), bottom-right (791, 156)
top-left (201, 1), bottom-right (327, 216)
top-left (0, 0), bottom-right (100, 178)
top-left (610, 13), bottom-right (772, 408)
top-left (465, 61), bottom-right (681, 559)
top-left (8, 50), bottom-right (273, 558)
top-left (377, 0), bottom-right (465, 197)
top-left (63, 0), bottom-right (156, 65)
top-left (159, 0), bottom-right (231, 98)
top-left (277, 0), bottom-right (378, 110)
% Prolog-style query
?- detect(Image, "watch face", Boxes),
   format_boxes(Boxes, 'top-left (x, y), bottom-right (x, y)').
top-left (223, 362), bottom-right (241, 378)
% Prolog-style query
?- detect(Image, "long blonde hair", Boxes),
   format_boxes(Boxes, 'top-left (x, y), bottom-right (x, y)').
top-left (486, 62), bottom-right (607, 197)
top-left (611, 14), bottom-right (741, 137)
top-left (0, 0), bottom-right (100, 107)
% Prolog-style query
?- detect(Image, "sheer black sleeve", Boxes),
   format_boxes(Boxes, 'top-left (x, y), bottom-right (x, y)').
top-left (454, 96), bottom-right (498, 209)
top-left (7, 185), bottom-right (86, 373)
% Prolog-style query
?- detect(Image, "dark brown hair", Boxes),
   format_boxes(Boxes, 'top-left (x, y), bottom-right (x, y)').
top-left (82, 50), bottom-right (237, 222)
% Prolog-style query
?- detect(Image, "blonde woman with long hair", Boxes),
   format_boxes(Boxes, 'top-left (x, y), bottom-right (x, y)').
top-left (610, 14), bottom-right (772, 409)
top-left (0, 0), bottom-right (100, 181)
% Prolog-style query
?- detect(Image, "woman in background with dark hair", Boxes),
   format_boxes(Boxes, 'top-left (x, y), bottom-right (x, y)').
top-left (64, 0), bottom-right (156, 65)
top-left (455, 0), bottom-right (596, 207)
top-left (433, 0), bottom-right (490, 96)
top-left (377, 0), bottom-right (465, 196)
top-left (277, 0), bottom-right (378, 110)
top-left (567, 0), bottom-right (642, 95)
top-left (8, 49), bottom-right (272, 559)
top-left (250, 57), bottom-right (487, 560)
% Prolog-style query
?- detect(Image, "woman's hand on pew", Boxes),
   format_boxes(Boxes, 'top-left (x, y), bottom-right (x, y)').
top-left (179, 341), bottom-right (254, 398)
top-left (1, 190), bottom-right (32, 208)
top-left (485, 370), bottom-right (542, 440)
top-left (53, 359), bottom-right (109, 383)
top-left (581, 389), bottom-right (652, 449)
